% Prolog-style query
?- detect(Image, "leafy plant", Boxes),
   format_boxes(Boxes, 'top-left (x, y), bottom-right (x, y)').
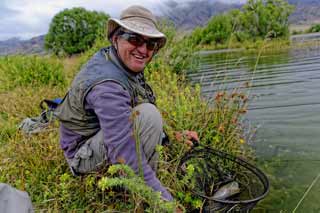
top-left (307, 24), bottom-right (320, 33)
top-left (241, 0), bottom-right (295, 38)
top-left (98, 164), bottom-right (176, 212)
top-left (187, 0), bottom-right (295, 49)
top-left (45, 7), bottom-right (109, 56)
top-left (200, 14), bottom-right (233, 45)
top-left (153, 20), bottom-right (200, 75)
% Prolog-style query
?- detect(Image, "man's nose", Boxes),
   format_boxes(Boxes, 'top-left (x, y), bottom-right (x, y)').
top-left (136, 42), bottom-right (148, 54)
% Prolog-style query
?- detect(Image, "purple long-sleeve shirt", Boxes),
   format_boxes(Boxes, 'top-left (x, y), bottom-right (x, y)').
top-left (59, 81), bottom-right (173, 201)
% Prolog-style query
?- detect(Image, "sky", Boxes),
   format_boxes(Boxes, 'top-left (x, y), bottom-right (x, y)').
top-left (0, 0), bottom-right (246, 41)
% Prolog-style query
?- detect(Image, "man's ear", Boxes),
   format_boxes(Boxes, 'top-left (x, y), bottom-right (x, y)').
top-left (111, 35), bottom-right (118, 49)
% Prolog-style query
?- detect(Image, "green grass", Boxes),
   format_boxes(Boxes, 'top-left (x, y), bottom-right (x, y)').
top-left (0, 55), bottom-right (66, 92)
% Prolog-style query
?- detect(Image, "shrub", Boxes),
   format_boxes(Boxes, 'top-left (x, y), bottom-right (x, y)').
top-left (307, 24), bottom-right (320, 33)
top-left (187, 0), bottom-right (295, 49)
top-left (202, 14), bottom-right (233, 45)
top-left (155, 20), bottom-right (200, 74)
top-left (45, 7), bottom-right (109, 56)
top-left (241, 0), bottom-right (294, 38)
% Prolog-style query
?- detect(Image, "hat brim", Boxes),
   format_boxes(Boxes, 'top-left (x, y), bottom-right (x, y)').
top-left (107, 18), bottom-right (166, 48)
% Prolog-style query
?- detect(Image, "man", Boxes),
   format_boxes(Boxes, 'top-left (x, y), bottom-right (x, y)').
top-left (55, 5), bottom-right (198, 202)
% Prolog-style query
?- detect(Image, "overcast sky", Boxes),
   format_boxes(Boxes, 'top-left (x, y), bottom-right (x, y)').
top-left (0, 0), bottom-right (246, 41)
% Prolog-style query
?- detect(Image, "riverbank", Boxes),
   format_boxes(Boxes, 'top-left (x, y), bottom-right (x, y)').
top-left (194, 35), bottom-right (320, 62)
top-left (0, 27), bottom-right (252, 211)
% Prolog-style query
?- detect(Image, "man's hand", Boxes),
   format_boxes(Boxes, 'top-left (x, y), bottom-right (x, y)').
top-left (174, 130), bottom-right (199, 148)
top-left (176, 206), bottom-right (184, 213)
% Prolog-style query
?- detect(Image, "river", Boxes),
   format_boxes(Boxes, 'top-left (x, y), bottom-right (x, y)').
top-left (188, 44), bottom-right (320, 212)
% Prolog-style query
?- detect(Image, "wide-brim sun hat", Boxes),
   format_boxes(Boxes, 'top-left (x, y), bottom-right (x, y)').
top-left (107, 5), bottom-right (167, 49)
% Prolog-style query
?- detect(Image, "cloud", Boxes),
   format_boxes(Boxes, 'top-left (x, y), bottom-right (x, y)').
top-left (0, 3), bottom-right (18, 19)
top-left (0, 0), bottom-right (165, 40)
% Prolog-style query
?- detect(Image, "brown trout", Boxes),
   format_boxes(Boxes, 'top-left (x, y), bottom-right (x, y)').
top-left (212, 181), bottom-right (240, 200)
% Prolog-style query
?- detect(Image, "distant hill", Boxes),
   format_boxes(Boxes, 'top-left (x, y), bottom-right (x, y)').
top-left (163, 0), bottom-right (320, 29)
top-left (160, 0), bottom-right (242, 29)
top-left (288, 0), bottom-right (320, 24)
top-left (0, 35), bottom-right (46, 56)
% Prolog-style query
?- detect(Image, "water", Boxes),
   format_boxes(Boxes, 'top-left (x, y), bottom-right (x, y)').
top-left (189, 46), bottom-right (320, 212)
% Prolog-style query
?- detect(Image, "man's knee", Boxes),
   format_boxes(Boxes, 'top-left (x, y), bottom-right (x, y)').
top-left (133, 103), bottom-right (162, 170)
top-left (133, 103), bottom-right (163, 131)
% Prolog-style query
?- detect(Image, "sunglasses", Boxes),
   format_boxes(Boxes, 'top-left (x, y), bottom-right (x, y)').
top-left (118, 32), bottom-right (160, 51)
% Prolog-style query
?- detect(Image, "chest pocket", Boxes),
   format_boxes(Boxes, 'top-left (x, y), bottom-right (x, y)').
top-left (132, 81), bottom-right (156, 106)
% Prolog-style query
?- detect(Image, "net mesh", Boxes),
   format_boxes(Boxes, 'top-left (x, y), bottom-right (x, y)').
top-left (178, 147), bottom-right (269, 212)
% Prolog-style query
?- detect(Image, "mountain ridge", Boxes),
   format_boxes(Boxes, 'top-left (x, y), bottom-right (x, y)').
top-left (0, 35), bottom-right (46, 56)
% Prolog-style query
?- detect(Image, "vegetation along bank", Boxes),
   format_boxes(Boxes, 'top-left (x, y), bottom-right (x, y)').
top-left (0, 0), bottom-right (300, 211)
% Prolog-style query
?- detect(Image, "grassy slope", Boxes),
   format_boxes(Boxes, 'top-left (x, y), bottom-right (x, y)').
top-left (0, 36), bottom-right (251, 211)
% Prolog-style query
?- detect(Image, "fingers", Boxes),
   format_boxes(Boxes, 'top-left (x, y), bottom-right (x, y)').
top-left (174, 130), bottom-right (199, 147)
top-left (174, 131), bottom-right (184, 141)
top-left (183, 130), bottom-right (199, 142)
top-left (176, 206), bottom-right (184, 213)
top-left (184, 139), bottom-right (194, 147)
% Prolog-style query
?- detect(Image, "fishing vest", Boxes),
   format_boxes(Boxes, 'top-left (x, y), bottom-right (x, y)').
top-left (54, 46), bottom-right (155, 136)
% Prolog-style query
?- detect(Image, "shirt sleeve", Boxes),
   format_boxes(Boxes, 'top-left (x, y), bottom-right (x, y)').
top-left (85, 81), bottom-right (173, 201)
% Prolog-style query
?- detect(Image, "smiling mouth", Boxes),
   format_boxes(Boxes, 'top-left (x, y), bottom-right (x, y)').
top-left (133, 53), bottom-right (146, 60)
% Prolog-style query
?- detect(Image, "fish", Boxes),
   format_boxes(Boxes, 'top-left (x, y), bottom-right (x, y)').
top-left (212, 181), bottom-right (240, 200)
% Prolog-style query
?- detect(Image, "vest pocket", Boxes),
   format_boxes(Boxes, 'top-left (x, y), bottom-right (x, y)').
top-left (68, 139), bottom-right (107, 174)
top-left (69, 143), bottom-right (93, 174)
